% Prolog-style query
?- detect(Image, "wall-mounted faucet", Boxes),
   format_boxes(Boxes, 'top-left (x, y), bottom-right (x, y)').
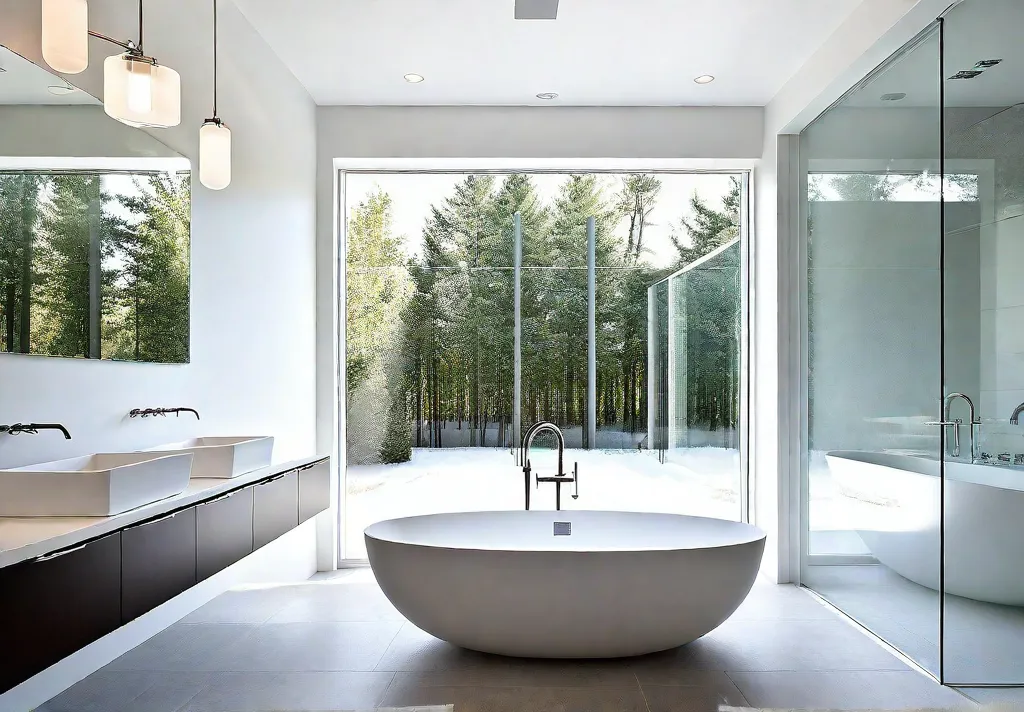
top-left (129, 407), bottom-right (200, 420)
top-left (521, 421), bottom-right (579, 511)
top-left (1011, 402), bottom-right (1024, 425)
top-left (928, 392), bottom-right (980, 461)
top-left (0, 423), bottom-right (72, 439)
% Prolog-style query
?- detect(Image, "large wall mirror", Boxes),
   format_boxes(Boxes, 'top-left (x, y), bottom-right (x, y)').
top-left (0, 46), bottom-right (190, 364)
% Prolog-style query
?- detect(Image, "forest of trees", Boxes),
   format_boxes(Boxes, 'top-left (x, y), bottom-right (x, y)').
top-left (0, 171), bottom-right (190, 363)
top-left (346, 173), bottom-right (741, 465)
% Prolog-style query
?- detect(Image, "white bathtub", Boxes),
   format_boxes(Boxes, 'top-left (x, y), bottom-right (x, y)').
top-left (365, 510), bottom-right (765, 658)
top-left (828, 450), bottom-right (1024, 605)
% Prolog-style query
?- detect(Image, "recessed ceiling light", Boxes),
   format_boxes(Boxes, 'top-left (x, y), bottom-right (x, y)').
top-left (536, 92), bottom-right (559, 100)
top-left (48, 84), bottom-right (77, 96)
top-left (404, 73), bottom-right (425, 84)
top-left (694, 75), bottom-right (715, 85)
top-left (880, 92), bottom-right (906, 102)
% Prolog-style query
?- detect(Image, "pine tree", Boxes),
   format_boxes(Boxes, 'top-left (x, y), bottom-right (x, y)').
top-left (670, 176), bottom-right (740, 268)
top-left (667, 176), bottom-right (742, 439)
top-left (0, 175), bottom-right (44, 353)
top-left (344, 188), bottom-right (413, 464)
top-left (107, 173), bottom-right (190, 362)
top-left (615, 174), bottom-right (662, 265)
top-left (34, 174), bottom-right (120, 358)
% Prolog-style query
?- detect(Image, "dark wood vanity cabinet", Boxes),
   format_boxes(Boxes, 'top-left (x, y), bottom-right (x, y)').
top-left (298, 460), bottom-right (331, 523)
top-left (121, 507), bottom-right (197, 623)
top-left (0, 532), bottom-right (122, 693)
top-left (0, 457), bottom-right (328, 695)
top-left (196, 486), bottom-right (254, 581)
top-left (253, 469), bottom-right (299, 549)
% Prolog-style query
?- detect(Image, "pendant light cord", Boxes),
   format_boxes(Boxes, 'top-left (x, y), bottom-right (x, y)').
top-left (138, 0), bottom-right (144, 53)
top-left (213, 0), bottom-right (218, 118)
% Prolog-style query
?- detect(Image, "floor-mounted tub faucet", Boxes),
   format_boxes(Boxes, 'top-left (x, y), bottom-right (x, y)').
top-left (521, 421), bottom-right (579, 511)
top-left (930, 392), bottom-right (980, 461)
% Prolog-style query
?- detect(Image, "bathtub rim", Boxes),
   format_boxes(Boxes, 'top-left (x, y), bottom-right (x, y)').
top-left (826, 449), bottom-right (1024, 492)
top-left (364, 510), bottom-right (766, 554)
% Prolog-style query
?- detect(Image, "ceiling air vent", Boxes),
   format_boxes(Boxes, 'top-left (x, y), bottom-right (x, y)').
top-left (515, 0), bottom-right (559, 20)
top-left (949, 70), bottom-right (983, 80)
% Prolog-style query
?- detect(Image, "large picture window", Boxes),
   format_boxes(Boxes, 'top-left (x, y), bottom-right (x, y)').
top-left (342, 171), bottom-right (748, 559)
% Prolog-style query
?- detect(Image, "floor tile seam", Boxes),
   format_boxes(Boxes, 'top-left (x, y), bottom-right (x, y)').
top-left (719, 670), bottom-right (753, 706)
top-left (370, 624), bottom-right (411, 672)
top-left (376, 671), bottom-right (399, 706)
top-left (635, 671), bottom-right (654, 712)
top-left (167, 676), bottom-right (212, 712)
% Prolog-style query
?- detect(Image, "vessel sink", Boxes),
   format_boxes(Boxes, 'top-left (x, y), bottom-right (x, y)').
top-left (0, 452), bottom-right (193, 517)
top-left (143, 436), bottom-right (274, 478)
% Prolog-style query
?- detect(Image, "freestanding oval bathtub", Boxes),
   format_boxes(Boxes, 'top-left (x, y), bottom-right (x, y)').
top-left (828, 450), bottom-right (1024, 605)
top-left (365, 510), bottom-right (765, 658)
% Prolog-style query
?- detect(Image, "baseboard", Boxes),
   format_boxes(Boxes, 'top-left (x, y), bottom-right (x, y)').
top-left (0, 519), bottom-right (317, 712)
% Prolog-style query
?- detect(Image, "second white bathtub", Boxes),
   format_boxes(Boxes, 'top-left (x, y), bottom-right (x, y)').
top-left (828, 450), bottom-right (1024, 605)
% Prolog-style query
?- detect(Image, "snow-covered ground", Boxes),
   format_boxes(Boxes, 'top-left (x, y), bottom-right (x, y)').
top-left (345, 447), bottom-right (741, 559)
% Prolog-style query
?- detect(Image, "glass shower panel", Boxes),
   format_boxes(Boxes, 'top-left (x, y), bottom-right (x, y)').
top-left (644, 243), bottom-right (743, 521)
top-left (801, 24), bottom-right (943, 677)
top-left (941, 0), bottom-right (1024, 686)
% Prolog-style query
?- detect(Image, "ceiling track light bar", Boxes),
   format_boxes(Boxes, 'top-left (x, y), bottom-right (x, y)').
top-left (88, 0), bottom-right (148, 60)
top-left (41, 0), bottom-right (181, 128)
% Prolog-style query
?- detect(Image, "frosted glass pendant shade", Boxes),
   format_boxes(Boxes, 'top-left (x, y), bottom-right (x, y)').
top-left (199, 120), bottom-right (232, 190)
top-left (103, 54), bottom-right (180, 128)
top-left (42, 0), bottom-right (89, 74)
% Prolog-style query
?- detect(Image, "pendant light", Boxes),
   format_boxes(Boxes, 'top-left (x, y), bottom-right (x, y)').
top-left (41, 0), bottom-right (89, 74)
top-left (200, 0), bottom-right (231, 190)
top-left (41, 0), bottom-right (181, 128)
top-left (102, 0), bottom-right (180, 128)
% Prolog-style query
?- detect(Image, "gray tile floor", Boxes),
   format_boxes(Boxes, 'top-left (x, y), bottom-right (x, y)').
top-left (37, 570), bottom-right (977, 712)
top-left (806, 564), bottom-right (1024, 685)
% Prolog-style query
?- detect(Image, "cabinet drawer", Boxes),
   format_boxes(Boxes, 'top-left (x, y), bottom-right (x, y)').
top-left (121, 507), bottom-right (197, 623)
top-left (0, 532), bottom-right (121, 694)
top-left (253, 470), bottom-right (299, 549)
top-left (196, 487), bottom-right (253, 581)
top-left (298, 460), bottom-right (330, 523)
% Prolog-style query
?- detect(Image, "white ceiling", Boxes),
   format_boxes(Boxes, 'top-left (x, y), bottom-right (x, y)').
top-left (836, 0), bottom-right (1024, 110)
top-left (234, 0), bottom-right (862, 106)
top-left (0, 46), bottom-right (98, 106)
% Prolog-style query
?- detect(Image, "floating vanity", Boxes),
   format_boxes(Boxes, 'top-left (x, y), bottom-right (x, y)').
top-left (0, 455), bottom-right (330, 695)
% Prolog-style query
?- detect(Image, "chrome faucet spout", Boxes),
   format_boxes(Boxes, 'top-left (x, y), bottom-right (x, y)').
top-left (522, 421), bottom-right (577, 510)
top-left (1011, 402), bottom-right (1024, 425)
top-left (942, 392), bottom-right (980, 461)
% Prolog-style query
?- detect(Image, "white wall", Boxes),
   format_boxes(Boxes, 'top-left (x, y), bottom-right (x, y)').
top-left (982, 215), bottom-right (1024, 421)
top-left (0, 2), bottom-right (318, 471)
top-left (807, 201), bottom-right (980, 453)
top-left (0, 105), bottom-right (181, 158)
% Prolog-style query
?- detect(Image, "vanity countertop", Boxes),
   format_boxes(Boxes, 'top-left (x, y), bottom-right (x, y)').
top-left (0, 455), bottom-right (329, 570)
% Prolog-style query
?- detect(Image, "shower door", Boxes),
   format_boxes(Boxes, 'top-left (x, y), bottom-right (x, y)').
top-left (800, 22), bottom-right (945, 679)
top-left (940, 0), bottom-right (1024, 686)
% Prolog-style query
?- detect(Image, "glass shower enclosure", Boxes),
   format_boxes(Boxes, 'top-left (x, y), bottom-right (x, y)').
top-left (800, 0), bottom-right (1024, 686)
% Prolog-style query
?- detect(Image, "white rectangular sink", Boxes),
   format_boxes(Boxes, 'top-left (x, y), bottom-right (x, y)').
top-left (0, 452), bottom-right (193, 517)
top-left (143, 436), bottom-right (274, 479)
